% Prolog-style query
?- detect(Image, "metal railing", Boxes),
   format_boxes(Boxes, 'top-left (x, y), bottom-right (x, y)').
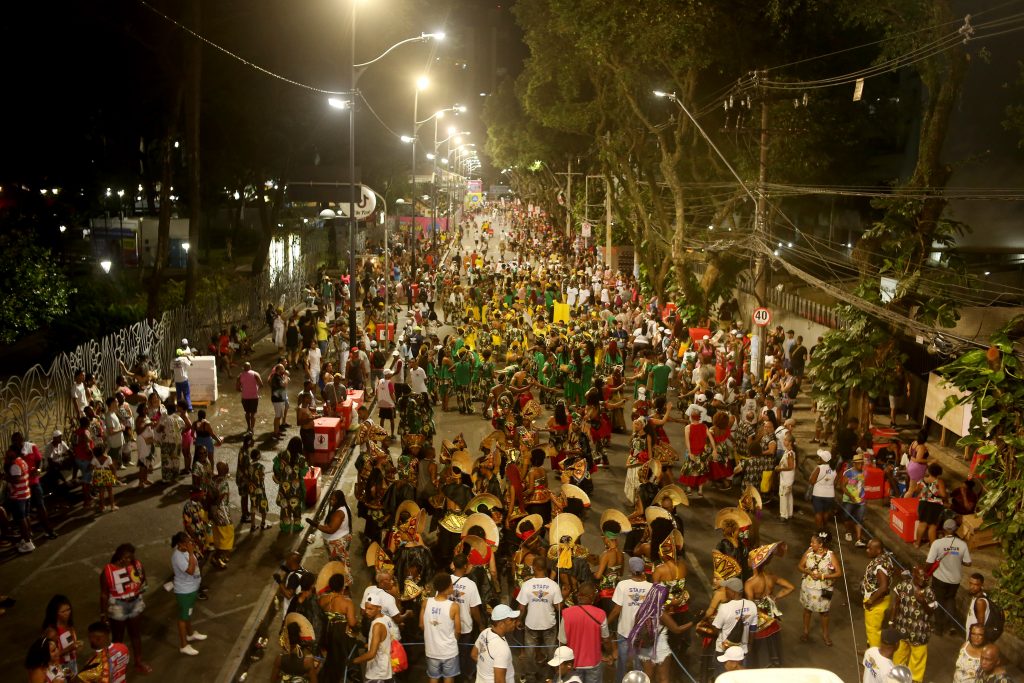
top-left (734, 271), bottom-right (843, 329)
top-left (0, 238), bottom-right (323, 447)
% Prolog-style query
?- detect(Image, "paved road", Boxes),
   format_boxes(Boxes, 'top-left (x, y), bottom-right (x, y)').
top-left (246, 212), bottom-right (965, 682)
top-left (0, 323), bottom-right (320, 681)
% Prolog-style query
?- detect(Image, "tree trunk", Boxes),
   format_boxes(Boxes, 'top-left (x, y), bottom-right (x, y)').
top-left (183, 0), bottom-right (202, 304)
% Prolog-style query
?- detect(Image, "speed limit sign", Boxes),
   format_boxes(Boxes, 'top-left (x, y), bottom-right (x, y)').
top-left (752, 307), bottom-right (772, 327)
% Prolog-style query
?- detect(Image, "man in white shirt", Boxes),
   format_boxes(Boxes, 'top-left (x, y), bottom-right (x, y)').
top-left (360, 572), bottom-right (401, 621)
top-left (408, 358), bottom-right (429, 395)
top-left (862, 628), bottom-right (900, 683)
top-left (607, 556), bottom-right (651, 682)
top-left (421, 574), bottom-right (461, 683)
top-left (472, 604), bottom-right (519, 683)
top-left (926, 518), bottom-right (972, 635)
top-left (452, 555), bottom-right (484, 680)
top-left (516, 557), bottom-right (563, 683)
top-left (566, 284), bottom-right (579, 309)
top-left (71, 369), bottom-right (88, 418)
top-left (353, 594), bottom-right (395, 683)
top-left (711, 578), bottom-right (758, 673)
top-left (306, 342), bottom-right (322, 386)
top-left (173, 344), bottom-right (193, 411)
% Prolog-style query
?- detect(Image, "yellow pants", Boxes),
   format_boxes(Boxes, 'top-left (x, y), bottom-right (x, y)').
top-left (894, 640), bottom-right (927, 682)
top-left (864, 596), bottom-right (891, 648)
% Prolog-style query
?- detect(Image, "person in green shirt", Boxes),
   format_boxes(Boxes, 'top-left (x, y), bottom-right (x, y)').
top-left (453, 349), bottom-right (474, 414)
top-left (648, 354), bottom-right (673, 400)
top-left (580, 343), bottom-right (596, 399)
top-left (475, 349), bottom-right (495, 403)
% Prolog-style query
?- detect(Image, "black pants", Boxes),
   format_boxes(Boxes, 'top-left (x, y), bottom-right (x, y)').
top-left (748, 632), bottom-right (783, 667)
top-left (458, 628), bottom-right (478, 683)
top-left (932, 578), bottom-right (960, 632)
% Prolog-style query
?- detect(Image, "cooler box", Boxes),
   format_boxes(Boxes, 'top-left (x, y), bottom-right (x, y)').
top-left (310, 417), bottom-right (343, 466)
top-left (336, 400), bottom-right (353, 431)
top-left (347, 389), bottom-right (365, 411)
top-left (863, 465), bottom-right (890, 500)
top-left (376, 323), bottom-right (396, 342)
top-left (304, 466), bottom-right (321, 508)
top-left (889, 497), bottom-right (918, 542)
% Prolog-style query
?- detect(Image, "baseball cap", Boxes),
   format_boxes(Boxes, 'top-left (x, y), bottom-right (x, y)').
top-left (717, 645), bottom-right (745, 663)
top-left (383, 369), bottom-right (393, 377)
top-left (547, 646), bottom-right (575, 667)
top-left (722, 577), bottom-right (744, 593)
top-left (817, 449), bottom-right (832, 463)
top-left (695, 394), bottom-right (707, 403)
top-left (628, 556), bottom-right (645, 573)
top-left (52, 429), bottom-right (62, 438)
top-left (943, 519), bottom-right (959, 531)
top-left (181, 338), bottom-right (189, 346)
top-left (714, 393), bottom-right (724, 402)
top-left (491, 604), bottom-right (520, 622)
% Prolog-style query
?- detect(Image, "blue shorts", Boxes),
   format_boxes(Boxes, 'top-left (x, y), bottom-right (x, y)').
top-left (426, 656), bottom-right (460, 679)
top-left (76, 459), bottom-right (93, 484)
top-left (811, 495), bottom-right (834, 513)
top-left (842, 501), bottom-right (866, 523)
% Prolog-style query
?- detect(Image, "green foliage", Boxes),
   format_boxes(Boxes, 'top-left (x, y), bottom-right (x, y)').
top-left (938, 318), bottom-right (1024, 620)
top-left (0, 234), bottom-right (73, 344)
top-left (1004, 61), bottom-right (1024, 149)
top-left (808, 305), bottom-right (905, 422)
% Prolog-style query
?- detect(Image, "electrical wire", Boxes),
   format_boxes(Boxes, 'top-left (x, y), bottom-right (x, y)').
top-left (137, 0), bottom-right (347, 96)
top-left (356, 92), bottom-right (405, 140)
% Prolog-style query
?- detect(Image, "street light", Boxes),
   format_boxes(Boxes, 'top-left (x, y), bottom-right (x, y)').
top-left (329, 4), bottom-right (442, 350)
top-left (327, 97), bottom-right (349, 110)
top-left (100, 260), bottom-right (112, 274)
top-left (410, 75), bottom-right (430, 284)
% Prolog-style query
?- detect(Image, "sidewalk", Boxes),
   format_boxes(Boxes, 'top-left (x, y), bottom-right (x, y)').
top-left (790, 393), bottom-right (1021, 671)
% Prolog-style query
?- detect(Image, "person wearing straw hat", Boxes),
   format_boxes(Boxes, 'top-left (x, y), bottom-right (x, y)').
top-left (842, 452), bottom-right (869, 548)
top-left (596, 510), bottom-right (630, 614)
top-left (745, 542), bottom-right (793, 668)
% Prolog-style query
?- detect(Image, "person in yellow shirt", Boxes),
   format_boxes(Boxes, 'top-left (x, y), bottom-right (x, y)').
top-left (315, 314), bottom-right (330, 356)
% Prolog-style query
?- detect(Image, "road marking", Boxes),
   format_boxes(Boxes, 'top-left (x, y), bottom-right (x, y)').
top-left (194, 603), bottom-right (254, 625)
top-left (12, 524), bottom-right (92, 593)
top-left (686, 550), bottom-right (712, 594)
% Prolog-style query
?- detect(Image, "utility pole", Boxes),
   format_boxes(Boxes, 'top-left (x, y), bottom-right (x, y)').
top-left (752, 93), bottom-right (769, 381)
top-left (565, 157), bottom-right (573, 237)
top-left (605, 176), bottom-right (613, 266)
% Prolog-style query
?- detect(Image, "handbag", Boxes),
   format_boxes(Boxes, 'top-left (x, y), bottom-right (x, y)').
top-left (390, 638), bottom-right (408, 673)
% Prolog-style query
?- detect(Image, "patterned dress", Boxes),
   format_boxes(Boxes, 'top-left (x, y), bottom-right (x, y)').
top-left (891, 578), bottom-right (935, 646)
top-left (799, 549), bottom-right (837, 613)
top-left (247, 461), bottom-right (269, 513)
top-left (273, 451), bottom-right (309, 526)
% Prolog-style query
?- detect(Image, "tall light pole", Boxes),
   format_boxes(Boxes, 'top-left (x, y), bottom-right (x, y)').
top-left (409, 75), bottom-right (429, 288)
top-left (331, 11), bottom-right (442, 348)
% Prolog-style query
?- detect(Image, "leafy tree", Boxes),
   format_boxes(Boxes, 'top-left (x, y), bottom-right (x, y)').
top-left (0, 234), bottom-right (73, 344)
top-left (938, 318), bottom-right (1024, 621)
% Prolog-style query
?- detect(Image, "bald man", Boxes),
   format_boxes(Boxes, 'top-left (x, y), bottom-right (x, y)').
top-left (979, 644), bottom-right (1014, 683)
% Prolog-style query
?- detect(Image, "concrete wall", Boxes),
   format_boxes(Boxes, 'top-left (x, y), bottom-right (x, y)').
top-left (735, 290), bottom-right (833, 343)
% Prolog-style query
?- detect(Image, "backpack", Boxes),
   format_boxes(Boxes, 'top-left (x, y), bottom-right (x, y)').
top-left (984, 595), bottom-right (1005, 643)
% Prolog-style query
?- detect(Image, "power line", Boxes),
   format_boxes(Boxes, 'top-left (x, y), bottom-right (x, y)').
top-left (137, 0), bottom-right (347, 96)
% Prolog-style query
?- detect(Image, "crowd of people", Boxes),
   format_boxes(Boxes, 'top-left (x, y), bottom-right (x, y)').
top-left (4, 202), bottom-right (1015, 683)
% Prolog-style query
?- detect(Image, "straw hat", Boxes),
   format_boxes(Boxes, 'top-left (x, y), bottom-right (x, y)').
top-left (712, 550), bottom-right (742, 583)
top-left (549, 512), bottom-right (584, 544)
top-left (739, 485), bottom-right (762, 512)
top-left (714, 507), bottom-right (753, 530)
top-left (600, 509), bottom-right (632, 536)
top-left (461, 512), bottom-right (500, 546)
top-left (365, 541), bottom-right (392, 571)
top-left (281, 613), bottom-right (315, 647)
top-left (560, 483), bottom-right (591, 508)
top-left (748, 541), bottom-right (786, 570)
top-left (645, 506), bottom-right (673, 525)
top-left (396, 500), bottom-right (421, 523)
top-left (459, 533), bottom-right (491, 562)
top-left (655, 484), bottom-right (690, 508)
top-left (516, 513), bottom-right (544, 539)
top-left (315, 561), bottom-right (349, 593)
top-left (480, 430), bottom-right (508, 451)
top-left (451, 449), bottom-right (474, 475)
top-left (671, 529), bottom-right (685, 552)
top-left (400, 577), bottom-right (424, 601)
top-left (465, 493), bottom-right (503, 514)
top-left (638, 459), bottom-right (662, 483)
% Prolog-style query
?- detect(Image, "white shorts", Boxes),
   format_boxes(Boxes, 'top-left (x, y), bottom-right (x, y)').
top-left (273, 401), bottom-right (286, 419)
top-left (637, 629), bottom-right (670, 664)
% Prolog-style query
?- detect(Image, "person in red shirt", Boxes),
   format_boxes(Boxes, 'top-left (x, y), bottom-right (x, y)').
top-left (559, 583), bottom-right (613, 682)
top-left (80, 621), bottom-right (130, 683)
top-left (5, 444), bottom-right (34, 553)
top-left (100, 543), bottom-right (152, 674)
top-left (9, 432), bottom-right (56, 540)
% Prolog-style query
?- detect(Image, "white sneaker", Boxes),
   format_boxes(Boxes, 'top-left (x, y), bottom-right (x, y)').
top-left (844, 533), bottom-right (853, 542)
top-left (187, 632), bottom-right (207, 642)
top-left (180, 645), bottom-right (199, 656)
top-left (17, 540), bottom-right (35, 554)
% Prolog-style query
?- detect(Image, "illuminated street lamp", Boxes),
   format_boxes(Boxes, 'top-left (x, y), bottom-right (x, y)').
top-left (100, 260), bottom-right (112, 274)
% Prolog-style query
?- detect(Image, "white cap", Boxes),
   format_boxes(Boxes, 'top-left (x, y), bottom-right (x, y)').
top-left (702, 335), bottom-right (710, 340)
top-left (713, 393), bottom-right (724, 402)
top-left (181, 338), bottom-right (189, 346)
top-left (547, 645), bottom-right (575, 667)
top-left (52, 429), bottom-right (62, 438)
top-left (717, 645), bottom-right (745, 663)
top-left (491, 604), bottom-right (520, 621)
top-left (695, 394), bottom-right (706, 403)
top-left (817, 449), bottom-right (832, 463)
